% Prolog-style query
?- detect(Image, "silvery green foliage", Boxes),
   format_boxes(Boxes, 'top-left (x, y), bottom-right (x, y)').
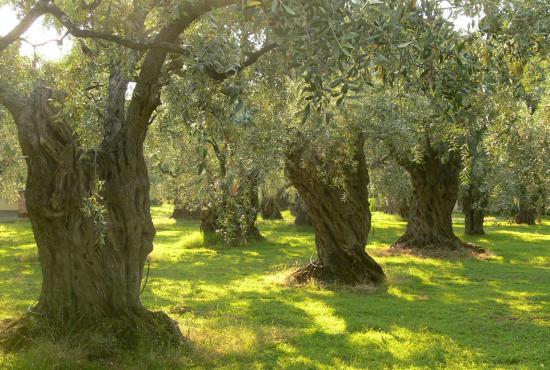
top-left (484, 90), bottom-right (550, 218)
top-left (0, 108), bottom-right (25, 200)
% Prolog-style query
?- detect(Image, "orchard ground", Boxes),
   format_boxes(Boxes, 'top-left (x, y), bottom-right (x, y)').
top-left (0, 206), bottom-right (548, 369)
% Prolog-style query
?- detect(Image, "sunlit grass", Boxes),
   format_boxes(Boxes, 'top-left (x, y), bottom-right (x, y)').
top-left (0, 207), bottom-right (549, 369)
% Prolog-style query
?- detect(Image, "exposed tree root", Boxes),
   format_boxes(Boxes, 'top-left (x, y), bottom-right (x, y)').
top-left (389, 236), bottom-right (489, 259)
top-left (0, 310), bottom-right (186, 354)
top-left (286, 260), bottom-right (385, 286)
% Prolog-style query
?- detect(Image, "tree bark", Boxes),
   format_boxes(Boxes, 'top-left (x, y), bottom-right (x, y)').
top-left (0, 0), bottom-right (251, 344)
top-left (285, 134), bottom-right (384, 285)
top-left (462, 183), bottom-right (486, 235)
top-left (9, 86), bottom-right (178, 338)
top-left (291, 194), bottom-right (312, 226)
top-left (394, 152), bottom-right (474, 251)
top-left (260, 196), bottom-right (283, 220)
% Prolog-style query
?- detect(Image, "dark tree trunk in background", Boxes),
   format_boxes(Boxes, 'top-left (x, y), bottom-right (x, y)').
top-left (260, 184), bottom-right (291, 220)
top-left (200, 207), bottom-right (218, 233)
top-left (515, 201), bottom-right (536, 224)
top-left (462, 182), bottom-right (486, 235)
top-left (172, 197), bottom-right (200, 220)
top-left (201, 171), bottom-right (262, 242)
top-left (464, 198), bottom-right (485, 235)
top-left (260, 196), bottom-right (283, 220)
top-left (291, 194), bottom-right (312, 226)
top-left (394, 152), bottom-right (475, 251)
top-left (398, 196), bottom-right (411, 221)
top-left (172, 206), bottom-right (201, 219)
top-left (231, 170), bottom-right (262, 241)
top-left (285, 134), bottom-right (384, 285)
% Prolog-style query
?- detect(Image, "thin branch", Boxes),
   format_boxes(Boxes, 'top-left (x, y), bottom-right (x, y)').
top-left (203, 43), bottom-right (278, 81)
top-left (18, 31), bottom-right (70, 49)
top-left (0, 1), bottom-right (49, 52)
top-left (44, 2), bottom-right (192, 55)
top-left (125, 0), bottom-right (240, 141)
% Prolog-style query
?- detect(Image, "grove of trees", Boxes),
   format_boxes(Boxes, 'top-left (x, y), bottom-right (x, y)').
top-left (0, 0), bottom-right (548, 348)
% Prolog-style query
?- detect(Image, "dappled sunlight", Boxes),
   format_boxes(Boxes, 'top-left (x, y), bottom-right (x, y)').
top-left (1, 210), bottom-right (549, 367)
top-left (495, 290), bottom-right (548, 315)
top-left (293, 299), bottom-right (347, 335)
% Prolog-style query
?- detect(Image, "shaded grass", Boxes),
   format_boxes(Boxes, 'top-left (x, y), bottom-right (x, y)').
top-left (0, 206), bottom-right (549, 369)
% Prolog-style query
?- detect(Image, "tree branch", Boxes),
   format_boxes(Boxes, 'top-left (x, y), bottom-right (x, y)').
top-left (44, 2), bottom-right (192, 55)
top-left (0, 81), bottom-right (26, 120)
top-left (0, 1), bottom-right (49, 52)
top-left (125, 0), bottom-right (240, 143)
top-left (204, 43), bottom-right (278, 81)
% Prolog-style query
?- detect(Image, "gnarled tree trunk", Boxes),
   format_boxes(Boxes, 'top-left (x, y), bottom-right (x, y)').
top-left (11, 86), bottom-right (178, 337)
top-left (393, 152), bottom-right (472, 251)
top-left (285, 134), bottom-right (384, 285)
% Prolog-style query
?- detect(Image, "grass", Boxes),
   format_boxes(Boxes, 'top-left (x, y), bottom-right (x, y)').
top-left (0, 206), bottom-right (549, 369)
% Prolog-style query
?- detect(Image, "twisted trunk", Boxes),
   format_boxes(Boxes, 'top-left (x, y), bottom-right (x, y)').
top-left (285, 135), bottom-right (384, 285)
top-left (12, 87), bottom-right (177, 336)
top-left (394, 153), bottom-right (470, 250)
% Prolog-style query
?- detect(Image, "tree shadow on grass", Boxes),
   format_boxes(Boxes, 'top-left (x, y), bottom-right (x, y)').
top-left (1, 210), bottom-right (549, 368)
top-left (139, 214), bottom-right (550, 368)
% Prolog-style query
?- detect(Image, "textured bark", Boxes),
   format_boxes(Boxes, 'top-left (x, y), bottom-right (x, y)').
top-left (291, 194), bottom-right (312, 226)
top-left (260, 196), bottom-right (283, 220)
top-left (462, 182), bottom-right (486, 235)
top-left (11, 87), bottom-right (180, 337)
top-left (464, 199), bottom-right (485, 235)
top-left (398, 197), bottom-right (410, 221)
top-left (394, 152), bottom-right (471, 251)
top-left (285, 135), bottom-right (384, 285)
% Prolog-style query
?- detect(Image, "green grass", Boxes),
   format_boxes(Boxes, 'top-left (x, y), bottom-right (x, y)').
top-left (0, 206), bottom-right (549, 369)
